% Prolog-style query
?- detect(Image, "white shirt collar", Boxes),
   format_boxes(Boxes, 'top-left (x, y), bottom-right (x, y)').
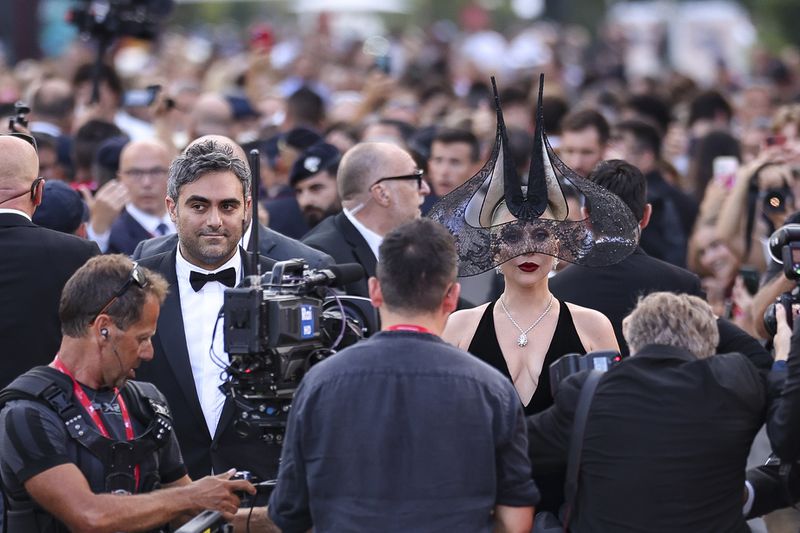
top-left (0, 208), bottom-right (32, 221)
top-left (174, 245), bottom-right (241, 439)
top-left (125, 204), bottom-right (174, 236)
top-left (343, 207), bottom-right (382, 260)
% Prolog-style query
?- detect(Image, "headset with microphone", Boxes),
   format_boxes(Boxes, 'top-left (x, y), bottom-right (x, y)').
top-left (100, 327), bottom-right (126, 383)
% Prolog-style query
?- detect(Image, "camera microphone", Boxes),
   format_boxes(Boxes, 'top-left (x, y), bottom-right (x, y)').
top-left (301, 263), bottom-right (365, 290)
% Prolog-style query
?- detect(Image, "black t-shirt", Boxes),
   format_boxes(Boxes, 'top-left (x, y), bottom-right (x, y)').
top-left (0, 382), bottom-right (186, 501)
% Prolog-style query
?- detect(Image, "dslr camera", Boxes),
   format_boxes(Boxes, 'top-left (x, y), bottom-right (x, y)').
top-left (222, 259), bottom-right (377, 444)
top-left (764, 224), bottom-right (800, 335)
top-left (549, 350), bottom-right (622, 397)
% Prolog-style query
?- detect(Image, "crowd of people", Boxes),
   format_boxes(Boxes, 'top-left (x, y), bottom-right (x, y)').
top-left (3, 7), bottom-right (800, 532)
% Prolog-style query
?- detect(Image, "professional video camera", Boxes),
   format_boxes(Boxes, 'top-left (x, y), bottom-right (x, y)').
top-left (764, 224), bottom-right (800, 335)
top-left (549, 350), bottom-right (622, 397)
top-left (68, 0), bottom-right (174, 104)
top-left (221, 259), bottom-right (377, 444)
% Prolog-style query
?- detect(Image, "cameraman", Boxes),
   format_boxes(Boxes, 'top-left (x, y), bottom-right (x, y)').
top-left (266, 218), bottom-right (538, 532)
top-left (0, 255), bottom-right (254, 532)
top-left (527, 292), bottom-right (765, 532)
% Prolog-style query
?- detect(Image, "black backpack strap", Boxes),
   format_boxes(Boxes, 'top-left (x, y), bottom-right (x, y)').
top-left (561, 370), bottom-right (603, 529)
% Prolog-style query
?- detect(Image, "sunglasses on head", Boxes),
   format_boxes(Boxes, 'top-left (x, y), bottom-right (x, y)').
top-left (2, 132), bottom-right (38, 152)
top-left (90, 263), bottom-right (149, 325)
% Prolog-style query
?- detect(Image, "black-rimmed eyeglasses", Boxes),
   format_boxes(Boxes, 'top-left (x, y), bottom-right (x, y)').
top-left (370, 169), bottom-right (425, 190)
top-left (90, 263), bottom-right (149, 324)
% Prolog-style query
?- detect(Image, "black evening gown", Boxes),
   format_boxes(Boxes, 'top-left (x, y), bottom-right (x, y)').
top-left (467, 298), bottom-right (586, 513)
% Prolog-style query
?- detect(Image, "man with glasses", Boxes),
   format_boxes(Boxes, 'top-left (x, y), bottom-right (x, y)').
top-left (104, 139), bottom-right (176, 255)
top-left (0, 255), bottom-right (255, 532)
top-left (0, 134), bottom-right (99, 389)
top-left (302, 142), bottom-right (430, 297)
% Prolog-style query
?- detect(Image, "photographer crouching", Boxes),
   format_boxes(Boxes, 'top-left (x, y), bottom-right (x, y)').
top-left (527, 292), bottom-right (769, 532)
top-left (0, 255), bottom-right (254, 532)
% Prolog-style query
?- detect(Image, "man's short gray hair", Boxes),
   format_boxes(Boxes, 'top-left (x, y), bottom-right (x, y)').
top-left (623, 292), bottom-right (719, 358)
top-left (167, 139), bottom-right (250, 201)
top-left (337, 142), bottom-right (390, 201)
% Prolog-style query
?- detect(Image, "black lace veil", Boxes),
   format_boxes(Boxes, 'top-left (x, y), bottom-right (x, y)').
top-left (428, 74), bottom-right (640, 277)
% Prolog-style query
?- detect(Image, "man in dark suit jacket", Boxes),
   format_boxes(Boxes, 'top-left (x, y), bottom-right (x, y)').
top-left (551, 160), bottom-right (704, 356)
top-left (132, 220), bottom-right (332, 270)
top-left (135, 139), bottom-right (281, 482)
top-left (302, 142), bottom-right (431, 297)
top-left (107, 139), bottom-right (175, 255)
top-left (0, 135), bottom-right (99, 388)
top-left (528, 292), bottom-right (766, 532)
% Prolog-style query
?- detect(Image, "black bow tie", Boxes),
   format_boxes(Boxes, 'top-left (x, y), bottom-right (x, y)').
top-left (189, 268), bottom-right (236, 292)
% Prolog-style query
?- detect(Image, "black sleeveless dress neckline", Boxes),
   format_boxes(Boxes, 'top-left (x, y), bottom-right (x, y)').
top-left (467, 298), bottom-right (587, 415)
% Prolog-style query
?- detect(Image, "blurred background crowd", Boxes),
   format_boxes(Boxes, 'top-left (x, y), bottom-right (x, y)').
top-left (3, 0), bottom-right (800, 336)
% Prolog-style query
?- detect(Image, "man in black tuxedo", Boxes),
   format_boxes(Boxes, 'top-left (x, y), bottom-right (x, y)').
top-left (551, 160), bottom-right (704, 356)
top-left (551, 160), bottom-right (770, 366)
top-left (132, 135), bottom-right (333, 271)
top-left (136, 139), bottom-right (280, 482)
top-left (302, 142), bottom-right (431, 297)
top-left (0, 134), bottom-right (99, 388)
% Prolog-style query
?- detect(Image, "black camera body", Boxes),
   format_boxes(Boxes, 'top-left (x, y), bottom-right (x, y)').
top-left (7, 101), bottom-right (30, 133)
top-left (764, 225), bottom-right (800, 336)
top-left (222, 259), bottom-right (375, 444)
top-left (549, 350), bottom-right (622, 397)
top-left (68, 0), bottom-right (173, 42)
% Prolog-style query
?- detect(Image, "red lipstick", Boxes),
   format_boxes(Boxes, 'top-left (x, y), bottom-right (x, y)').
top-left (518, 262), bottom-right (539, 272)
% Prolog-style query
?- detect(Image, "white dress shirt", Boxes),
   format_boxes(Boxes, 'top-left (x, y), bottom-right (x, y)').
top-left (342, 208), bottom-right (383, 260)
top-left (126, 204), bottom-right (175, 236)
top-left (175, 248), bottom-right (242, 438)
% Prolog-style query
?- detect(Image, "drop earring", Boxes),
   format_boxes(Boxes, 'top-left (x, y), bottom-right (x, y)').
top-left (552, 258), bottom-right (559, 271)
top-left (495, 265), bottom-right (503, 275)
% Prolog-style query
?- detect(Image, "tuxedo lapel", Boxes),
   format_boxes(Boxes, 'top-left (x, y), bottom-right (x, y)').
top-left (153, 248), bottom-right (210, 439)
top-left (256, 222), bottom-right (278, 256)
top-left (337, 214), bottom-right (377, 278)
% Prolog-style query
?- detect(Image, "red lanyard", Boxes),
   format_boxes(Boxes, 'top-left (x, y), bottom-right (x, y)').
top-left (53, 356), bottom-right (139, 491)
top-left (386, 324), bottom-right (434, 334)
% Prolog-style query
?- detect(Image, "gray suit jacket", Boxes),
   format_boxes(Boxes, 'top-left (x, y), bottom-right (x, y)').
top-left (132, 222), bottom-right (333, 270)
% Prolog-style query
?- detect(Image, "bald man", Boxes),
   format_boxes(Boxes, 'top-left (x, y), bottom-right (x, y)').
top-left (131, 135), bottom-right (333, 269)
top-left (0, 135), bottom-right (99, 388)
top-left (108, 138), bottom-right (176, 255)
top-left (302, 142), bottom-right (431, 297)
top-left (188, 94), bottom-right (234, 141)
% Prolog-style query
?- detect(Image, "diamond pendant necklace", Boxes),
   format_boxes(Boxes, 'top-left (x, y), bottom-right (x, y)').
top-left (499, 294), bottom-right (554, 348)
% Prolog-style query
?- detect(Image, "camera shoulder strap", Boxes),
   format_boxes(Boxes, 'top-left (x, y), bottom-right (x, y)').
top-left (561, 369), bottom-right (603, 530)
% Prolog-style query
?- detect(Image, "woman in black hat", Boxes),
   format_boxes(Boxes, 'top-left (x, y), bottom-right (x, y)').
top-left (435, 76), bottom-right (639, 416)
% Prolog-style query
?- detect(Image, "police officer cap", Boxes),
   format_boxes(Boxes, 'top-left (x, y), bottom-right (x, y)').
top-left (289, 142), bottom-right (341, 187)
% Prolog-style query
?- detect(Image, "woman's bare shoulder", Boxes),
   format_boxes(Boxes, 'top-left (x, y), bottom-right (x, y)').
top-left (565, 302), bottom-right (620, 352)
top-left (442, 303), bottom-right (492, 349)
